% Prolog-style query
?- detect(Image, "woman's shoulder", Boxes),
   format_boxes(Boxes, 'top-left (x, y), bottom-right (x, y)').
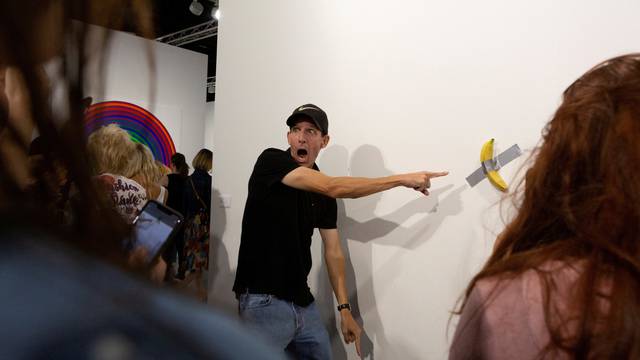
top-left (96, 173), bottom-right (145, 193)
top-left (100, 173), bottom-right (142, 186)
top-left (147, 183), bottom-right (161, 199)
top-left (469, 261), bottom-right (582, 356)
top-left (192, 169), bottom-right (211, 179)
top-left (475, 260), bottom-right (581, 299)
top-left (168, 173), bottom-right (187, 186)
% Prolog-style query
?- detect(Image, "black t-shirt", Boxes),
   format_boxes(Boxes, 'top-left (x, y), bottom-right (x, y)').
top-left (233, 148), bottom-right (337, 306)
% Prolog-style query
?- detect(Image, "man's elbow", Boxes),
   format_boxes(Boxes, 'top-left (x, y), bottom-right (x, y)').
top-left (324, 250), bottom-right (345, 264)
top-left (325, 186), bottom-right (343, 199)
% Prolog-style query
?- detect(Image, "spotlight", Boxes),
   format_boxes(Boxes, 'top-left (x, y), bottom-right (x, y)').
top-left (189, 0), bottom-right (204, 16)
top-left (212, 8), bottom-right (221, 20)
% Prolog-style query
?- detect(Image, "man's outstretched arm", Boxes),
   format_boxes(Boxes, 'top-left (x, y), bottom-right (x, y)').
top-left (282, 167), bottom-right (448, 199)
top-left (320, 228), bottom-right (362, 358)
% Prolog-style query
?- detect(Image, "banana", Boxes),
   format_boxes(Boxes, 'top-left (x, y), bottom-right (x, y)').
top-left (480, 138), bottom-right (508, 192)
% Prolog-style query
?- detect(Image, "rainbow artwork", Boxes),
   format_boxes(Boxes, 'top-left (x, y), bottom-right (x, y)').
top-left (84, 101), bottom-right (176, 166)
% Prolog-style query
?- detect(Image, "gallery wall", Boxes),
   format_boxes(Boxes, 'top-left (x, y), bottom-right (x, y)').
top-left (86, 26), bottom-right (208, 164)
top-left (205, 102), bottom-right (216, 151)
top-left (211, 1), bottom-right (640, 358)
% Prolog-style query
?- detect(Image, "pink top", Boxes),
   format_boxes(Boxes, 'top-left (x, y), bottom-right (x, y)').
top-left (449, 262), bottom-right (584, 360)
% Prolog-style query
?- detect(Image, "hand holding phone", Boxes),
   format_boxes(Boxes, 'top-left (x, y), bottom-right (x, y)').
top-left (132, 200), bottom-right (183, 265)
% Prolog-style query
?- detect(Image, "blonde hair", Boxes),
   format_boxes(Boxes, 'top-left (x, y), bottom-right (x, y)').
top-left (156, 160), bottom-right (171, 179)
top-left (127, 143), bottom-right (159, 191)
top-left (87, 124), bottom-right (136, 176)
top-left (192, 148), bottom-right (212, 172)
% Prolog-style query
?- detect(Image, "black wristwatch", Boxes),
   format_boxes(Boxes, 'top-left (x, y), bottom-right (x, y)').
top-left (337, 303), bottom-right (351, 312)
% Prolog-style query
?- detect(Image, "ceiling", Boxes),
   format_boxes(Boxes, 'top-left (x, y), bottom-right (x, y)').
top-left (83, 0), bottom-right (219, 102)
top-left (153, 0), bottom-right (218, 102)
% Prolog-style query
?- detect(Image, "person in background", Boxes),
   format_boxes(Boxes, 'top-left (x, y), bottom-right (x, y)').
top-left (156, 160), bottom-right (171, 183)
top-left (0, 1), bottom-right (282, 358)
top-left (156, 161), bottom-right (171, 203)
top-left (86, 125), bottom-right (171, 283)
top-left (182, 148), bottom-right (212, 301)
top-left (129, 142), bottom-right (168, 204)
top-left (87, 124), bottom-right (147, 223)
top-left (162, 152), bottom-right (189, 212)
top-left (161, 152), bottom-right (190, 279)
top-left (450, 54), bottom-right (640, 359)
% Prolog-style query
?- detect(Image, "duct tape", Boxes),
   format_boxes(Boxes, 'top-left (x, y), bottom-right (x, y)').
top-left (482, 159), bottom-right (499, 172)
top-left (466, 144), bottom-right (522, 187)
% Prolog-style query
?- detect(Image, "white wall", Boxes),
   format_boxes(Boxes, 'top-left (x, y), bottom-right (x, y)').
top-left (87, 27), bottom-right (208, 164)
top-left (204, 101), bottom-right (216, 151)
top-left (211, 1), bottom-right (640, 359)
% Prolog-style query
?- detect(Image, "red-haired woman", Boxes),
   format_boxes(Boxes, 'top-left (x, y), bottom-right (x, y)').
top-left (451, 54), bottom-right (640, 359)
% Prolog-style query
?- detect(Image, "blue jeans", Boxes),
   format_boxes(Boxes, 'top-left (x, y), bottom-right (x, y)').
top-left (238, 293), bottom-right (331, 360)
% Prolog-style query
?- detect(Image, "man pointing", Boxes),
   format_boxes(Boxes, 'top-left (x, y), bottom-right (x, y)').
top-left (233, 104), bottom-right (448, 359)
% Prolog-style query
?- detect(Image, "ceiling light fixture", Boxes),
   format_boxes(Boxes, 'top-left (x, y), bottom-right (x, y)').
top-left (189, 0), bottom-right (204, 16)
top-left (208, 0), bottom-right (220, 20)
top-left (212, 8), bottom-right (221, 20)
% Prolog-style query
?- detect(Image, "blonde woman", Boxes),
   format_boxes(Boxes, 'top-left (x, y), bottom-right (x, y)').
top-left (128, 143), bottom-right (168, 204)
top-left (182, 148), bottom-right (212, 301)
top-left (0, 1), bottom-right (283, 358)
top-left (87, 124), bottom-right (147, 223)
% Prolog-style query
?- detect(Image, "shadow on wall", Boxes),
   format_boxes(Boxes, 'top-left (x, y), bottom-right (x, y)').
top-left (208, 188), bottom-right (236, 314)
top-left (316, 144), bottom-right (464, 360)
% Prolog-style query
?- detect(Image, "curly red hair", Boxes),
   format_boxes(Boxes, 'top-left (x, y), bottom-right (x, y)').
top-left (461, 54), bottom-right (640, 358)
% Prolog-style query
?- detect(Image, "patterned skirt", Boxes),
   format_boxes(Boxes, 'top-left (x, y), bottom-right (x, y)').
top-left (182, 209), bottom-right (209, 273)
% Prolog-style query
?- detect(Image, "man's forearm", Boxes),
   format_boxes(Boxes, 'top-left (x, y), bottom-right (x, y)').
top-left (283, 166), bottom-right (445, 198)
top-left (320, 231), bottom-right (362, 354)
top-left (325, 251), bottom-right (349, 305)
top-left (326, 175), bottom-right (404, 199)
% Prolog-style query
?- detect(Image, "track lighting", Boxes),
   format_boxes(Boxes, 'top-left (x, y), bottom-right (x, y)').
top-left (189, 0), bottom-right (204, 16)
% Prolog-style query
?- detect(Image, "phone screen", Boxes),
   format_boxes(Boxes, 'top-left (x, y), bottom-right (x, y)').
top-left (133, 200), bottom-right (182, 263)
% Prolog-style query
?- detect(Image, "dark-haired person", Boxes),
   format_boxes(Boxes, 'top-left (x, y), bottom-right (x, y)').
top-left (450, 54), bottom-right (640, 359)
top-left (161, 152), bottom-right (190, 278)
top-left (182, 148), bottom-right (212, 300)
top-left (163, 152), bottom-right (190, 212)
top-left (0, 1), bottom-right (283, 359)
top-left (233, 103), bottom-right (448, 358)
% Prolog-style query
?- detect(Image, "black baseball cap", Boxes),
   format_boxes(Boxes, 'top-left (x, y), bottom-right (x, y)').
top-left (286, 104), bottom-right (329, 135)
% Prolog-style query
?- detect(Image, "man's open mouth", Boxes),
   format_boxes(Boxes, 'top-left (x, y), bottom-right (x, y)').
top-left (297, 149), bottom-right (308, 157)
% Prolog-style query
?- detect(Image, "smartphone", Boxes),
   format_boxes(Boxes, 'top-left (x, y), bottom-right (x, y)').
top-left (132, 200), bottom-right (183, 264)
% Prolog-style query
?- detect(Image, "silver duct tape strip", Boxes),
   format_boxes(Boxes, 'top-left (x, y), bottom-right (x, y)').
top-left (482, 159), bottom-right (499, 172)
top-left (497, 144), bottom-right (522, 169)
top-left (466, 144), bottom-right (523, 187)
top-left (465, 167), bottom-right (486, 187)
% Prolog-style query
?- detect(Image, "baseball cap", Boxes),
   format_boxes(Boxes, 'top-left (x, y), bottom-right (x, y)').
top-left (286, 104), bottom-right (329, 135)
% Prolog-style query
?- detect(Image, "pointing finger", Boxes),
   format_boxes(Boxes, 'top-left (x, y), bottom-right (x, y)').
top-left (426, 171), bottom-right (449, 178)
